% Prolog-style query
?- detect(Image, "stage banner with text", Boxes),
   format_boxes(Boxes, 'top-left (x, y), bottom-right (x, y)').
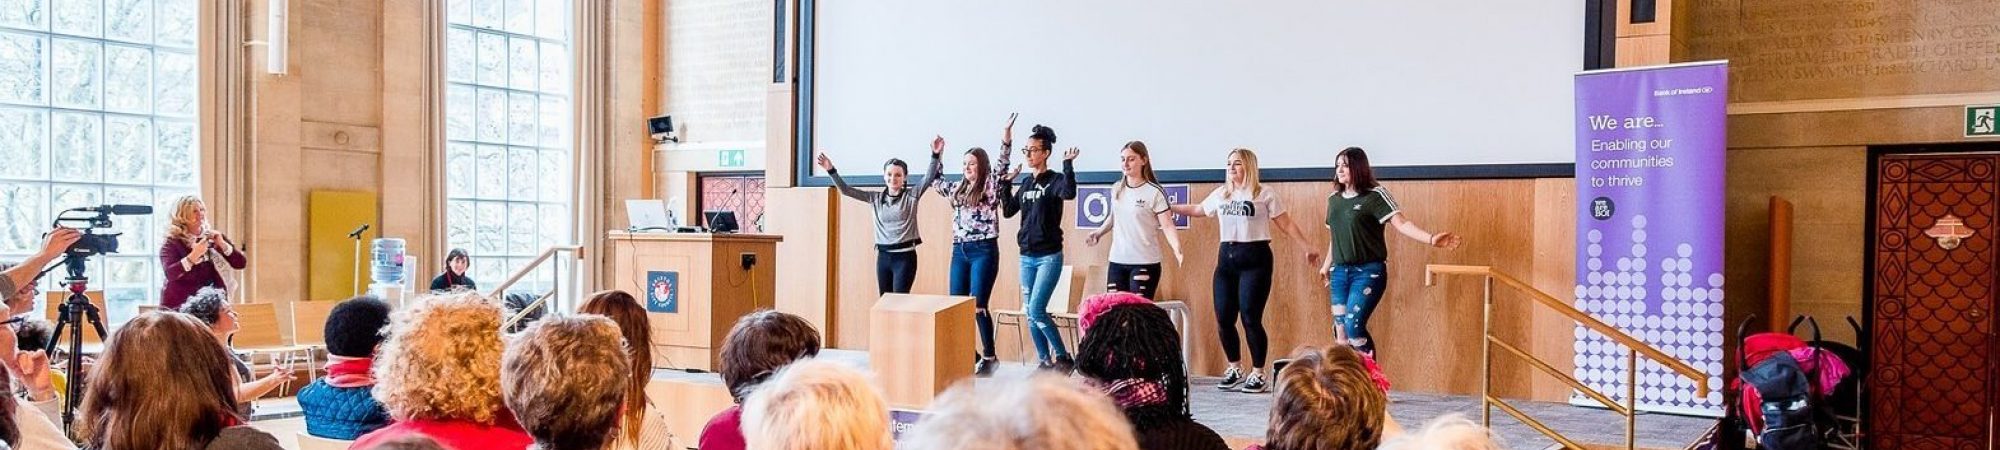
top-left (1573, 61), bottom-right (1727, 416)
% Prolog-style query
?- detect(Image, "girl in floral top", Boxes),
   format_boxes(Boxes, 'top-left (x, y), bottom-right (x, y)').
top-left (934, 113), bottom-right (1017, 376)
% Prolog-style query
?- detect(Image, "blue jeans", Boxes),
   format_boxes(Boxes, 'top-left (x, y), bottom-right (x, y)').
top-left (1019, 252), bottom-right (1068, 362)
top-left (950, 239), bottom-right (1001, 358)
top-left (1329, 261), bottom-right (1388, 356)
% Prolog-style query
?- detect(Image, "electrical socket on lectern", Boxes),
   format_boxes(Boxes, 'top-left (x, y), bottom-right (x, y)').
top-left (740, 253), bottom-right (757, 271)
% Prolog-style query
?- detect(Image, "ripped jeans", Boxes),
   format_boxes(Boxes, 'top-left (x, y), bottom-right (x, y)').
top-left (1328, 261), bottom-right (1387, 356)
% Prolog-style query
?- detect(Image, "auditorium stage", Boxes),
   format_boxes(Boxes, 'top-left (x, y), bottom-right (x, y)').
top-left (650, 349), bottom-right (1715, 450)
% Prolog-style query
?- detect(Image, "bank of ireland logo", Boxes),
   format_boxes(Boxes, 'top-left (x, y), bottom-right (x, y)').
top-left (1077, 187), bottom-right (1113, 229)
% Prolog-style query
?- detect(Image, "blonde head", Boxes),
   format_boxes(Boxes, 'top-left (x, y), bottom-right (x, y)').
top-left (165, 195), bottom-right (206, 243)
top-left (741, 359), bottom-right (892, 450)
top-left (1228, 148), bottom-right (1263, 197)
top-left (1377, 414), bottom-right (1501, 450)
top-left (902, 375), bottom-right (1138, 450)
top-left (373, 293), bottom-right (508, 424)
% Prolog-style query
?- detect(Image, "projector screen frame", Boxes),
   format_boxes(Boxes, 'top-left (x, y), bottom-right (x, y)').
top-left (787, 0), bottom-right (1611, 188)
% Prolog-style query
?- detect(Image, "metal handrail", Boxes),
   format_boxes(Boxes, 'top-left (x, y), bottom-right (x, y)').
top-left (1426, 264), bottom-right (1713, 450)
top-left (485, 246), bottom-right (584, 329)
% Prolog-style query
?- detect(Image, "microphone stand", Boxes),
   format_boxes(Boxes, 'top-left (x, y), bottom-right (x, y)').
top-left (349, 224), bottom-right (370, 297)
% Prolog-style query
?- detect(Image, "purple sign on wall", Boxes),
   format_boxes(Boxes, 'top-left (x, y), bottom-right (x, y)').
top-left (1076, 185), bottom-right (1190, 229)
top-left (1573, 62), bottom-right (1727, 416)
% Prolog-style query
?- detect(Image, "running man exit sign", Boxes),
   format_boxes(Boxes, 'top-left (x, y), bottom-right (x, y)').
top-left (1971, 105), bottom-right (1998, 138)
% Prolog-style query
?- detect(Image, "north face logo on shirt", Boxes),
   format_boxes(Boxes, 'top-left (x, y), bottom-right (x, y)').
top-left (1220, 201), bottom-right (1257, 217)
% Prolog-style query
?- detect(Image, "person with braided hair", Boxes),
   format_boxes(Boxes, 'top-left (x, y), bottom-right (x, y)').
top-left (1074, 292), bottom-right (1228, 450)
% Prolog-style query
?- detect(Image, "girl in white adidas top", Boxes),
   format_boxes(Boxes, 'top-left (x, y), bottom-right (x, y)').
top-left (1085, 141), bottom-right (1184, 300)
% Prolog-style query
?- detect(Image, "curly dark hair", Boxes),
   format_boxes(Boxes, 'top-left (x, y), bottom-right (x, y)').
top-left (323, 295), bottom-right (392, 358)
top-left (176, 287), bottom-right (230, 327)
top-left (1029, 125), bottom-right (1058, 147)
top-left (13, 319), bottom-right (51, 353)
top-left (1075, 303), bottom-right (1190, 427)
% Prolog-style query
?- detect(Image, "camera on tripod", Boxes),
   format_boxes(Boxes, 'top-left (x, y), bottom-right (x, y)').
top-left (52, 204), bottom-right (151, 261)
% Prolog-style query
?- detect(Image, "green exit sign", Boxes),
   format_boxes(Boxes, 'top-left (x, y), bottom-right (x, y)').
top-left (1971, 105), bottom-right (1998, 138)
top-left (719, 149), bottom-right (746, 168)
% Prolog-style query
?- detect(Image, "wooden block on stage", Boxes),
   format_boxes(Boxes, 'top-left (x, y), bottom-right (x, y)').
top-left (869, 293), bottom-right (974, 409)
top-left (649, 378), bottom-right (734, 450)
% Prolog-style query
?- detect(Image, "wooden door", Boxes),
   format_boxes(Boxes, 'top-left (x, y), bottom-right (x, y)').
top-left (1870, 151), bottom-right (1999, 449)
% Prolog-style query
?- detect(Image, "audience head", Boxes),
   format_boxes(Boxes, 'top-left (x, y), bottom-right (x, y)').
top-left (77, 311), bottom-right (244, 450)
top-left (503, 316), bottom-right (631, 450)
top-left (1264, 345), bottom-right (1389, 450)
top-left (445, 248), bottom-right (472, 276)
top-left (365, 435), bottom-right (448, 450)
top-left (740, 359), bottom-right (891, 450)
top-left (373, 293), bottom-right (508, 425)
top-left (577, 290), bottom-right (654, 445)
top-left (902, 374), bottom-right (1138, 450)
top-left (324, 295), bottom-right (393, 358)
top-left (0, 262), bottom-right (41, 316)
top-left (1075, 299), bottom-right (1192, 427)
top-left (718, 309), bottom-right (821, 401)
top-left (1334, 146), bottom-right (1379, 192)
top-left (176, 287), bottom-right (237, 340)
top-left (13, 319), bottom-right (50, 353)
top-left (1077, 292), bottom-right (1153, 334)
top-left (1377, 415), bottom-right (1499, 450)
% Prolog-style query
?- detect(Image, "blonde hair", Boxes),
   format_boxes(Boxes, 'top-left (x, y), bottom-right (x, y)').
top-left (77, 312), bottom-right (243, 450)
top-left (1377, 415), bottom-right (1501, 450)
top-left (741, 359), bottom-right (892, 450)
top-left (373, 293), bottom-right (508, 424)
top-left (165, 195), bottom-right (205, 243)
top-left (1228, 148), bottom-right (1264, 197)
top-left (902, 375), bottom-right (1138, 450)
top-left (503, 316), bottom-right (631, 450)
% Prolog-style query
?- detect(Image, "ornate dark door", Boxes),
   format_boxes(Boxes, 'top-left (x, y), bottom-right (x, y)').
top-left (1870, 152), bottom-right (1999, 450)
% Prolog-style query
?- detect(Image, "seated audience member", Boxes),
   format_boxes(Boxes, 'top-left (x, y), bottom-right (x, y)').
top-left (430, 248), bottom-right (477, 293)
top-left (901, 374), bottom-right (1138, 450)
top-left (740, 359), bottom-right (892, 450)
top-left (297, 295), bottom-right (396, 439)
top-left (1377, 414), bottom-right (1500, 450)
top-left (1248, 346), bottom-right (1388, 450)
top-left (76, 311), bottom-right (283, 450)
top-left (699, 310), bottom-right (822, 450)
top-left (1074, 292), bottom-right (1229, 450)
top-left (352, 293), bottom-right (531, 450)
top-left (578, 290), bottom-right (673, 449)
top-left (178, 287), bottom-right (297, 414)
top-left (0, 318), bottom-right (72, 449)
top-left (503, 316), bottom-right (631, 450)
top-left (1, 228), bottom-right (80, 316)
top-left (9, 319), bottom-right (67, 404)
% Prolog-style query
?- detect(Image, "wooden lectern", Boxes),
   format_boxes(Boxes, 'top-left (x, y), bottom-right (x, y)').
top-left (606, 231), bottom-right (781, 372)
top-left (870, 293), bottom-right (974, 409)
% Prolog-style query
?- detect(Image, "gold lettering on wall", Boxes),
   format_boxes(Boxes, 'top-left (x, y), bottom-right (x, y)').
top-left (1691, 0), bottom-right (2000, 102)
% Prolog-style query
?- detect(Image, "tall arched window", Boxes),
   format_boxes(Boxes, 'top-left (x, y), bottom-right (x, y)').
top-left (442, 0), bottom-right (572, 288)
top-left (0, 0), bottom-right (201, 324)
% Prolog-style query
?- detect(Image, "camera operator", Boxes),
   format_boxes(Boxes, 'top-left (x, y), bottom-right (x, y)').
top-left (159, 196), bottom-right (248, 310)
top-left (1, 229), bottom-right (81, 317)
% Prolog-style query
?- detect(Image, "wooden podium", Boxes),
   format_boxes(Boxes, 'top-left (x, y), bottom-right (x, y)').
top-left (870, 293), bottom-right (974, 409)
top-left (606, 231), bottom-right (781, 372)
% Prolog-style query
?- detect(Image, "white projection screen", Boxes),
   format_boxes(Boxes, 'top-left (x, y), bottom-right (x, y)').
top-left (803, 0), bottom-right (1583, 181)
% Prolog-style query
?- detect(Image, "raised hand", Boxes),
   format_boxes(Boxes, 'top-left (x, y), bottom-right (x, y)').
top-left (931, 135), bottom-right (946, 156)
top-left (815, 153), bottom-right (835, 172)
top-left (1002, 113), bottom-right (1019, 146)
top-left (1064, 147), bottom-right (1080, 161)
top-left (190, 236), bottom-right (213, 256)
top-left (35, 228), bottom-right (81, 260)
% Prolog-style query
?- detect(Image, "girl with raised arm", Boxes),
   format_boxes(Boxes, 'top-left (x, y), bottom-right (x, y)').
top-left (936, 114), bottom-right (1016, 376)
top-left (817, 137), bottom-right (947, 295)
top-left (998, 125), bottom-right (1078, 371)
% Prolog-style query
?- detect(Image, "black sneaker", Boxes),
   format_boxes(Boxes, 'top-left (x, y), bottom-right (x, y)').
top-left (1217, 366), bottom-right (1243, 390)
top-left (1238, 372), bottom-right (1268, 393)
top-left (1036, 360), bottom-right (1054, 371)
top-left (975, 357), bottom-right (998, 377)
top-left (1052, 355), bottom-right (1075, 373)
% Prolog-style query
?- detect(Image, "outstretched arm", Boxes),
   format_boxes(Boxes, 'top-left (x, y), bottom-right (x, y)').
top-left (818, 154), bottom-right (874, 202)
top-left (1389, 215), bottom-right (1460, 249)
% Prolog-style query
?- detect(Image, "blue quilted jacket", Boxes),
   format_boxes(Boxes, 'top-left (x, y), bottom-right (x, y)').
top-left (297, 379), bottom-right (392, 440)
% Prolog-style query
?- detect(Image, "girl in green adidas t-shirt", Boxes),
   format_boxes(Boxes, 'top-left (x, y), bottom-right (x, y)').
top-left (1319, 147), bottom-right (1460, 357)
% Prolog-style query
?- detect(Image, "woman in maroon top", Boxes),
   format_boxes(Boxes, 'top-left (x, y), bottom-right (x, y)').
top-left (158, 196), bottom-right (248, 309)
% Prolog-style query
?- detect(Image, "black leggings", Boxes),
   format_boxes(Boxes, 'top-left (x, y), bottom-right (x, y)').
top-left (876, 250), bottom-right (917, 295)
top-left (1213, 241), bottom-right (1273, 368)
top-left (1107, 262), bottom-right (1163, 299)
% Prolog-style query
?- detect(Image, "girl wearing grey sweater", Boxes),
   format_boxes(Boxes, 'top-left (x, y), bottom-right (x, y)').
top-left (817, 136), bottom-right (946, 295)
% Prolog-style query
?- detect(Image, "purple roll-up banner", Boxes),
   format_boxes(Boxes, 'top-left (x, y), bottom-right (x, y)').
top-left (1572, 61), bottom-right (1727, 416)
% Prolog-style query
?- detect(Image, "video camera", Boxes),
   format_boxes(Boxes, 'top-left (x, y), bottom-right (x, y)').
top-left (52, 204), bottom-right (153, 259)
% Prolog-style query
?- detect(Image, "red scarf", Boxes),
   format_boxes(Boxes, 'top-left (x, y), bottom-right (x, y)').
top-left (325, 356), bottom-right (377, 388)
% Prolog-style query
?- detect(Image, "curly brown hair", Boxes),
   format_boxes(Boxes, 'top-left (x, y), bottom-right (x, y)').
top-left (372, 293), bottom-right (507, 424)
top-left (1264, 345), bottom-right (1388, 450)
